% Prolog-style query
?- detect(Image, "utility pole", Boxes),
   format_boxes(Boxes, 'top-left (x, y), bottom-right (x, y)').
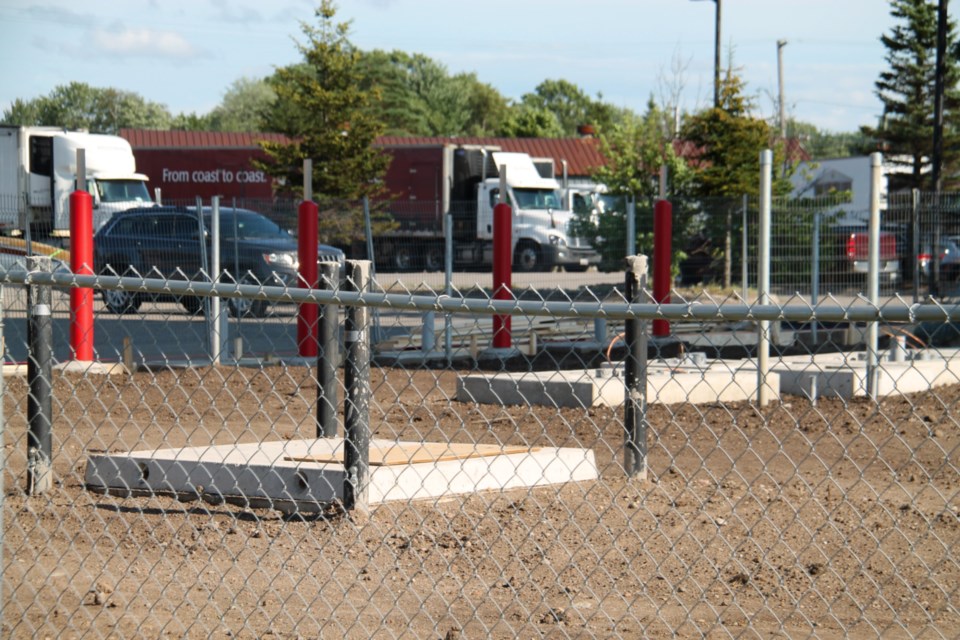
top-left (777, 40), bottom-right (788, 140)
top-left (713, 0), bottom-right (722, 109)
top-left (932, 0), bottom-right (948, 192)
top-left (691, 0), bottom-right (722, 109)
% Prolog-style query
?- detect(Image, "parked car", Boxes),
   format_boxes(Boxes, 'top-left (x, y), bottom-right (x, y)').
top-left (93, 206), bottom-right (345, 316)
top-left (919, 234), bottom-right (960, 283)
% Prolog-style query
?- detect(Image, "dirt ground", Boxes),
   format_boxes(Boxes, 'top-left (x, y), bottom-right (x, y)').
top-left (0, 363), bottom-right (958, 638)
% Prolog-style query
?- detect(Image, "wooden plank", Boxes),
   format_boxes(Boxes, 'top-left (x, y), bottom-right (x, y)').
top-left (284, 442), bottom-right (538, 466)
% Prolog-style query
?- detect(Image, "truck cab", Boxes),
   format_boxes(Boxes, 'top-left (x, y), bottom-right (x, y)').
top-left (475, 152), bottom-right (599, 272)
top-left (0, 126), bottom-right (151, 237)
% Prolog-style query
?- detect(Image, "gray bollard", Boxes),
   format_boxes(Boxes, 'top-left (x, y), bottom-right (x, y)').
top-left (343, 261), bottom-right (371, 512)
top-left (26, 256), bottom-right (53, 494)
top-left (594, 318), bottom-right (607, 345)
top-left (317, 262), bottom-right (340, 438)
top-left (422, 311), bottom-right (436, 353)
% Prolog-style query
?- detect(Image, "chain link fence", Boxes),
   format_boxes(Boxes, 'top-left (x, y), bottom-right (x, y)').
top-left (0, 257), bottom-right (958, 638)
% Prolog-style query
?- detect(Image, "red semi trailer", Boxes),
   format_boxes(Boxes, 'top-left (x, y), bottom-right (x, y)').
top-left (120, 130), bottom-right (283, 202)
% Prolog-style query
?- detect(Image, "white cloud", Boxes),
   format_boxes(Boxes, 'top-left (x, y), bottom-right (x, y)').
top-left (91, 27), bottom-right (203, 59)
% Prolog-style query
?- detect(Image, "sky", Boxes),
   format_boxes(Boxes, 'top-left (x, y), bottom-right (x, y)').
top-left (0, 0), bottom-right (954, 134)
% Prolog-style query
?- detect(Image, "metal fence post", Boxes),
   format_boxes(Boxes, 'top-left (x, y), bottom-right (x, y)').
top-left (624, 255), bottom-right (648, 479)
top-left (363, 196), bottom-right (381, 345)
top-left (812, 209), bottom-right (820, 343)
top-left (27, 256), bottom-right (53, 494)
top-left (317, 261), bottom-right (340, 438)
top-left (741, 194), bottom-right (749, 300)
top-left (911, 188), bottom-right (920, 303)
top-left (343, 260), bottom-right (372, 512)
top-left (0, 282), bottom-right (5, 628)
top-left (210, 196), bottom-right (222, 364)
top-left (195, 197), bottom-right (210, 327)
top-left (757, 150), bottom-right (773, 407)
top-left (866, 152), bottom-right (882, 400)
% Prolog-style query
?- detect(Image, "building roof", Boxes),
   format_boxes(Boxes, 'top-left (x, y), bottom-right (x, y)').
top-left (376, 136), bottom-right (607, 177)
top-left (119, 129), bottom-right (289, 149)
top-left (120, 129), bottom-right (608, 177)
top-left (119, 129), bottom-right (809, 178)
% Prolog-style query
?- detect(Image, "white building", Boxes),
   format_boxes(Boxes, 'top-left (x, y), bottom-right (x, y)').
top-left (790, 155), bottom-right (919, 224)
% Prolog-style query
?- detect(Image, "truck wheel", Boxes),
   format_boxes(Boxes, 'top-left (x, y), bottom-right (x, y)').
top-left (102, 289), bottom-right (141, 315)
top-left (391, 245), bottom-right (415, 271)
top-left (514, 242), bottom-right (541, 272)
top-left (424, 245), bottom-right (444, 271)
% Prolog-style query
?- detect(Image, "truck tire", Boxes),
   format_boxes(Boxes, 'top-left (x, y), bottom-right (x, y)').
top-left (514, 241), bottom-right (542, 272)
top-left (424, 245), bottom-right (444, 271)
top-left (391, 245), bottom-right (415, 271)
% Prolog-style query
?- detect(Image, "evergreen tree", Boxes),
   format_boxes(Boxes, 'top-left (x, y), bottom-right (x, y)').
top-left (862, 0), bottom-right (960, 190)
top-left (681, 70), bottom-right (790, 197)
top-left (259, 2), bottom-right (391, 244)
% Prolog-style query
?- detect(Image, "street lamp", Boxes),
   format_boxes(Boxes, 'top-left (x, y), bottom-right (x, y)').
top-left (692, 0), bottom-right (722, 109)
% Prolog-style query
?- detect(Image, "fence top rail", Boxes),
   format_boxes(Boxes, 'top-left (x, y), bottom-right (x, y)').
top-left (3, 268), bottom-right (960, 324)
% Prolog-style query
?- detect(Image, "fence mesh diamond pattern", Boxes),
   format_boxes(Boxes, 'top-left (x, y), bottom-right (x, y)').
top-left (1, 189), bottom-right (960, 637)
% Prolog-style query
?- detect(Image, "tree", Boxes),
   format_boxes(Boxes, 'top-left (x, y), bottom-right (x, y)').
top-left (789, 119), bottom-right (869, 158)
top-left (1, 82), bottom-right (172, 133)
top-left (862, 0), bottom-right (960, 190)
top-left (357, 50), bottom-right (509, 136)
top-left (498, 104), bottom-right (564, 138)
top-left (681, 70), bottom-right (789, 197)
top-left (516, 79), bottom-right (621, 137)
top-left (573, 100), bottom-right (693, 270)
top-left (259, 1), bottom-right (392, 245)
top-left (680, 69), bottom-right (791, 286)
top-left (208, 77), bottom-right (276, 132)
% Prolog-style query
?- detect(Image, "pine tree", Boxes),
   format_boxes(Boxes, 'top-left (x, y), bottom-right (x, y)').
top-left (863, 0), bottom-right (960, 190)
top-left (681, 70), bottom-right (789, 197)
top-left (259, 2), bottom-right (389, 202)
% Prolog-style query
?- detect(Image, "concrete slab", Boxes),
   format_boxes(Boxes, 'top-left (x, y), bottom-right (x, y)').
top-left (457, 357), bottom-right (779, 408)
top-left (84, 438), bottom-right (598, 512)
top-left (774, 349), bottom-right (960, 400)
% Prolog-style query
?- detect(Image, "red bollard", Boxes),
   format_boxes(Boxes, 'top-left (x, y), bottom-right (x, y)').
top-left (297, 200), bottom-right (319, 357)
top-left (70, 190), bottom-right (95, 361)
top-left (653, 199), bottom-right (672, 337)
top-left (492, 201), bottom-right (513, 348)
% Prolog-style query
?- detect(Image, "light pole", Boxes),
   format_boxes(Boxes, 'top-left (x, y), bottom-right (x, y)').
top-left (692, 0), bottom-right (722, 109)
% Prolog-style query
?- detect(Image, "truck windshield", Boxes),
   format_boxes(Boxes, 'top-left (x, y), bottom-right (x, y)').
top-left (95, 179), bottom-right (152, 203)
top-left (512, 188), bottom-right (563, 210)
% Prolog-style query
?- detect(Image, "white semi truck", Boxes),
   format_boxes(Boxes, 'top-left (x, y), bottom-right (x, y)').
top-left (378, 144), bottom-right (600, 271)
top-left (0, 125), bottom-right (152, 240)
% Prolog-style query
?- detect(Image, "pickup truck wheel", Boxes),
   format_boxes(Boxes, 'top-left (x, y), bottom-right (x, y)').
top-left (514, 242), bottom-right (541, 272)
top-left (102, 288), bottom-right (141, 315)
